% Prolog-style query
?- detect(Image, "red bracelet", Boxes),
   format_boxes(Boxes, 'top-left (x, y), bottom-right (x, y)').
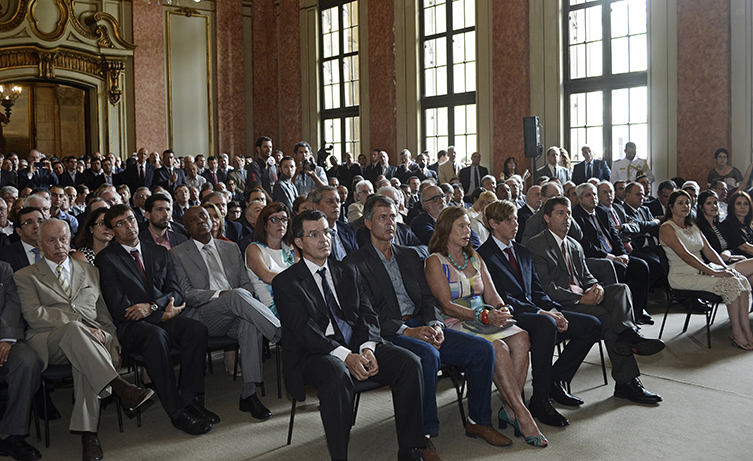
top-left (480, 309), bottom-right (490, 325)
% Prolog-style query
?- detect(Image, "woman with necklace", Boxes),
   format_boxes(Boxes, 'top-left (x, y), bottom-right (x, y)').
top-left (425, 206), bottom-right (547, 447)
top-left (659, 190), bottom-right (753, 350)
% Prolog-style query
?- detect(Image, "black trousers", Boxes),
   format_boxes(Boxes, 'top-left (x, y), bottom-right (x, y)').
top-left (119, 316), bottom-right (208, 418)
top-left (301, 342), bottom-right (425, 460)
top-left (614, 256), bottom-right (651, 313)
top-left (630, 247), bottom-right (663, 288)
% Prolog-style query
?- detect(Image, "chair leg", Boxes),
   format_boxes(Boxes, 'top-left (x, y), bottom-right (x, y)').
top-left (598, 341), bottom-right (608, 386)
top-left (42, 381), bottom-right (50, 448)
top-left (233, 346), bottom-right (239, 382)
top-left (658, 298), bottom-right (673, 339)
top-left (207, 350), bottom-right (214, 375)
top-left (352, 393), bottom-right (361, 427)
top-left (133, 363), bottom-right (142, 428)
top-left (286, 400), bottom-right (297, 445)
top-left (276, 345), bottom-right (282, 399)
top-left (114, 395), bottom-right (124, 433)
top-left (447, 367), bottom-right (466, 428)
top-left (32, 396), bottom-right (41, 442)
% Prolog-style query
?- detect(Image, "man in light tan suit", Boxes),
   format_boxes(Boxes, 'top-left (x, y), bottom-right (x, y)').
top-left (14, 220), bottom-right (154, 461)
top-left (437, 146), bottom-right (457, 185)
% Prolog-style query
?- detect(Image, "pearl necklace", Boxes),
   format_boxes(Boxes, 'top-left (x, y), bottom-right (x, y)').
top-left (448, 251), bottom-right (469, 271)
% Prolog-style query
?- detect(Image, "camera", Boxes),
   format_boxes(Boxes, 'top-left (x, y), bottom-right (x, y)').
top-left (302, 158), bottom-right (317, 172)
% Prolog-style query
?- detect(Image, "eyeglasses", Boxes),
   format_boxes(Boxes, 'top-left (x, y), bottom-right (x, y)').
top-left (113, 216), bottom-right (136, 228)
top-left (268, 217), bottom-right (289, 225)
top-left (21, 218), bottom-right (44, 227)
top-left (303, 229), bottom-right (333, 239)
top-left (424, 194), bottom-right (447, 204)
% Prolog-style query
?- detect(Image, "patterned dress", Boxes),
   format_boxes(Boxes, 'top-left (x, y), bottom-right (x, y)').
top-left (245, 242), bottom-right (295, 317)
top-left (432, 253), bottom-right (522, 341)
top-left (662, 221), bottom-right (750, 304)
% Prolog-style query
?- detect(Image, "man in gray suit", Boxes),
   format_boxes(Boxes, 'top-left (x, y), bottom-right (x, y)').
top-left (526, 197), bottom-right (665, 405)
top-left (15, 220), bottom-right (153, 461)
top-left (170, 207), bottom-right (281, 421)
top-left (0, 260), bottom-right (43, 461)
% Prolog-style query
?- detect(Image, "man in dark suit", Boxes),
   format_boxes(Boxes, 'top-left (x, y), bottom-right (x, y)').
top-left (203, 192), bottom-right (243, 242)
top-left (480, 200), bottom-right (601, 427)
top-left (57, 156), bottom-right (86, 188)
top-left (411, 185), bottom-right (480, 248)
top-left (458, 152), bottom-right (489, 194)
top-left (138, 194), bottom-right (188, 249)
top-left (0, 169), bottom-right (17, 189)
top-left (527, 197), bottom-right (665, 404)
top-left (0, 260), bottom-right (43, 461)
top-left (346, 196), bottom-right (507, 449)
top-left (201, 156), bottom-right (226, 188)
top-left (83, 157), bottom-right (106, 191)
top-left (0, 207), bottom-right (44, 272)
top-left (118, 148), bottom-right (155, 195)
top-left (596, 181), bottom-right (641, 250)
top-left (272, 210), bottom-right (428, 461)
top-left (310, 186), bottom-right (358, 260)
top-left (393, 149), bottom-right (419, 185)
top-left (621, 182), bottom-right (663, 288)
top-left (515, 185), bottom-right (540, 242)
top-left (572, 183), bottom-right (653, 324)
top-left (414, 153), bottom-right (438, 183)
top-left (95, 205), bottom-right (216, 436)
top-left (154, 150), bottom-right (187, 194)
top-left (535, 147), bottom-right (570, 183)
top-left (647, 179), bottom-right (677, 218)
top-left (17, 150), bottom-right (57, 191)
top-left (571, 146), bottom-right (611, 185)
top-left (364, 150), bottom-right (397, 184)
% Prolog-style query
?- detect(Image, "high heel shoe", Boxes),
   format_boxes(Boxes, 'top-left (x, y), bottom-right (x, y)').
top-left (497, 408), bottom-right (521, 437)
top-left (729, 334), bottom-right (753, 351)
top-left (524, 433), bottom-right (549, 448)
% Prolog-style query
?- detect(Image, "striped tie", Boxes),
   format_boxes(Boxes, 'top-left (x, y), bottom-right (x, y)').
top-left (56, 264), bottom-right (71, 297)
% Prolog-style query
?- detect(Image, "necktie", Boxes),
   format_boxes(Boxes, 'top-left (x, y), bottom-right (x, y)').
top-left (106, 175), bottom-right (111, 185)
top-left (561, 241), bottom-right (583, 294)
top-left (317, 268), bottom-right (352, 346)
top-left (503, 247), bottom-right (523, 283)
top-left (31, 248), bottom-right (41, 263)
top-left (331, 227), bottom-right (345, 261)
top-left (586, 163), bottom-right (593, 179)
top-left (139, 165), bottom-right (145, 184)
top-left (212, 171), bottom-right (218, 184)
top-left (591, 214), bottom-right (612, 253)
top-left (202, 245), bottom-right (232, 290)
top-left (130, 250), bottom-right (146, 280)
top-left (474, 166), bottom-right (481, 190)
top-left (56, 264), bottom-right (71, 297)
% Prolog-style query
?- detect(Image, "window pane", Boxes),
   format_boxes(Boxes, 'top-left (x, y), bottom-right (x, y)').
top-left (629, 86), bottom-right (647, 123)
top-left (611, 37), bottom-right (629, 74)
top-left (322, 7), bottom-right (339, 59)
top-left (322, 60), bottom-right (341, 110)
top-left (323, 118), bottom-right (342, 160)
top-left (570, 43), bottom-right (586, 79)
top-left (612, 125), bottom-right (629, 159)
top-left (345, 116), bottom-right (360, 157)
top-left (586, 41), bottom-right (602, 77)
top-left (611, 1), bottom-right (629, 38)
top-left (452, 0), bottom-right (474, 30)
top-left (343, 1), bottom-right (359, 53)
top-left (629, 34), bottom-right (647, 71)
top-left (569, 10), bottom-right (585, 45)
top-left (570, 92), bottom-right (586, 127)
top-left (586, 6), bottom-right (603, 42)
top-left (612, 88), bottom-right (629, 125)
top-left (628, 0), bottom-right (647, 35)
top-left (586, 91), bottom-right (603, 126)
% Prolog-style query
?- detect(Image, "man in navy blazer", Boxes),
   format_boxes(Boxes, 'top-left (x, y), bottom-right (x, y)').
top-left (153, 150), bottom-right (187, 194)
top-left (0, 208), bottom-right (44, 272)
top-left (272, 210), bottom-right (427, 461)
top-left (571, 146), bottom-right (611, 185)
top-left (201, 156), bottom-right (227, 187)
top-left (0, 169), bottom-right (16, 189)
top-left (118, 148), bottom-right (155, 195)
top-left (479, 200), bottom-right (601, 427)
top-left (310, 186), bottom-right (358, 260)
top-left (458, 152), bottom-right (489, 194)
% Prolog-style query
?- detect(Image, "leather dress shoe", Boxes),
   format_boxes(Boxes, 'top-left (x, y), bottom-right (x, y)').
top-left (465, 422), bottom-right (513, 446)
top-left (550, 381), bottom-right (584, 406)
top-left (613, 329), bottom-right (665, 357)
top-left (614, 378), bottom-right (662, 404)
top-left (188, 400), bottom-right (221, 424)
top-left (171, 410), bottom-right (213, 435)
top-left (81, 433), bottom-right (103, 461)
top-left (397, 447), bottom-right (427, 461)
top-left (528, 397), bottom-right (569, 427)
top-left (239, 394), bottom-right (271, 420)
top-left (636, 312), bottom-right (654, 325)
top-left (116, 384), bottom-right (154, 412)
top-left (0, 435), bottom-right (42, 461)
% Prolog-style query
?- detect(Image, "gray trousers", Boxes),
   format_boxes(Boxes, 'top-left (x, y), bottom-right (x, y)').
top-left (562, 283), bottom-right (640, 384)
top-left (46, 322), bottom-right (118, 432)
top-left (189, 289), bottom-right (281, 384)
top-left (0, 342), bottom-right (43, 436)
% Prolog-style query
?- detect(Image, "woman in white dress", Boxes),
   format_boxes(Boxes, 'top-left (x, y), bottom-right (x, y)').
top-left (245, 202), bottom-right (299, 316)
top-left (659, 190), bottom-right (753, 350)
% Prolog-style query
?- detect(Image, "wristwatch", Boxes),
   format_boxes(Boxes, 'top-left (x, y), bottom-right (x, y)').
top-left (150, 303), bottom-right (158, 312)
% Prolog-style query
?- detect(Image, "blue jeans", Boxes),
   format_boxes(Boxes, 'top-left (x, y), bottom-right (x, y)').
top-left (392, 319), bottom-right (495, 435)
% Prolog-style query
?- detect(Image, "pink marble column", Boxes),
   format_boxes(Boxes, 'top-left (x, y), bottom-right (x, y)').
top-left (215, 0), bottom-right (247, 157)
top-left (252, 1), bottom-right (280, 146)
top-left (279, 0), bottom-right (303, 153)
top-left (131, 1), bottom-right (167, 152)
top-left (492, 0), bottom-right (530, 178)
top-left (676, 0), bottom-right (730, 182)
top-left (368, 1), bottom-right (397, 159)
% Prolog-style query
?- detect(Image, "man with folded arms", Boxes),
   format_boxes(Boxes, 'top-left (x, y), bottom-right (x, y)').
top-left (346, 195), bottom-right (508, 456)
top-left (15, 220), bottom-right (153, 461)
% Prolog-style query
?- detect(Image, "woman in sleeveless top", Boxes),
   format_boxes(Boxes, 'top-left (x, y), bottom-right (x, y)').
top-left (71, 207), bottom-right (112, 265)
top-left (425, 206), bottom-right (547, 447)
top-left (659, 190), bottom-right (753, 350)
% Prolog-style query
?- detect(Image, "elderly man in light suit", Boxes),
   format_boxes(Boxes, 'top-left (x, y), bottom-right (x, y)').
top-left (169, 206), bottom-right (281, 421)
top-left (14, 220), bottom-right (153, 461)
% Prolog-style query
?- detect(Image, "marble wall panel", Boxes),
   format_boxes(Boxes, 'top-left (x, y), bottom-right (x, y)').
top-left (279, 0), bottom-right (303, 154)
top-left (252, 0), bottom-right (280, 144)
top-left (368, 1), bottom-right (397, 159)
top-left (216, 0), bottom-right (247, 157)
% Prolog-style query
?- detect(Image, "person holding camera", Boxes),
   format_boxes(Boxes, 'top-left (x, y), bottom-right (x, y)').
top-left (292, 141), bottom-right (327, 197)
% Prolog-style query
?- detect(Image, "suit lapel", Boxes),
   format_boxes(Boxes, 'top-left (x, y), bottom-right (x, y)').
top-left (34, 262), bottom-right (66, 299)
top-left (69, 260), bottom-right (86, 300)
top-left (113, 244), bottom-right (148, 289)
top-left (185, 241), bottom-right (211, 286)
top-left (544, 231), bottom-right (569, 274)
top-left (376, 246), bottom-right (408, 319)
top-left (296, 261), bottom-right (329, 319)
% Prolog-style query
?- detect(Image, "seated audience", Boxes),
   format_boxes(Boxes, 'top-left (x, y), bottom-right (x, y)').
top-left (0, 207), bottom-right (44, 272)
top-left (71, 208), bottom-right (113, 265)
top-left (139, 193), bottom-right (187, 249)
top-left (469, 190), bottom-right (496, 244)
top-left (720, 191), bottom-right (753, 257)
top-left (411, 185), bottom-right (480, 249)
top-left (310, 186), bottom-right (358, 261)
top-left (347, 179), bottom-right (374, 222)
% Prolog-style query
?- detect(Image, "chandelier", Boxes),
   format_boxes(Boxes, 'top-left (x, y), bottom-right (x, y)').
top-left (0, 84), bottom-right (22, 122)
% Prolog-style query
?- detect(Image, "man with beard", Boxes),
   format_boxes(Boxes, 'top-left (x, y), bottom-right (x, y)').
top-left (139, 194), bottom-right (188, 249)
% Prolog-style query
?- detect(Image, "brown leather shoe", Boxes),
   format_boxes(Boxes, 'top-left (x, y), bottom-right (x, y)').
top-left (465, 423), bottom-right (513, 446)
top-left (421, 438), bottom-right (442, 461)
top-left (117, 384), bottom-right (154, 412)
top-left (82, 433), bottom-right (103, 461)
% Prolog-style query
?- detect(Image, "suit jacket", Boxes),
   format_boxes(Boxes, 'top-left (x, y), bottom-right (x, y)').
top-left (645, 198), bottom-right (664, 218)
top-left (56, 170), bottom-right (85, 188)
top-left (272, 259), bottom-right (383, 400)
top-left (394, 164), bottom-right (419, 185)
top-left (344, 244), bottom-right (443, 337)
top-left (227, 168), bottom-right (247, 192)
top-left (0, 169), bottom-right (16, 189)
top-left (527, 231), bottom-right (599, 306)
top-left (621, 203), bottom-right (660, 248)
top-left (224, 218), bottom-right (243, 242)
top-left (169, 238), bottom-right (254, 310)
top-left (335, 221), bottom-right (358, 256)
top-left (0, 261), bottom-right (24, 341)
top-left (572, 205), bottom-right (626, 259)
top-left (598, 204), bottom-right (641, 239)
top-left (572, 159), bottom-right (611, 185)
top-left (273, 180), bottom-right (297, 212)
top-left (153, 167), bottom-right (187, 194)
top-left (520, 208), bottom-right (583, 245)
top-left (138, 225), bottom-right (188, 248)
top-left (95, 241), bottom-right (183, 334)
top-left (410, 211), bottom-right (481, 249)
top-left (355, 221), bottom-right (428, 258)
top-left (477, 238), bottom-right (561, 314)
top-left (515, 204), bottom-right (535, 242)
top-left (364, 164), bottom-right (397, 184)
top-left (83, 170), bottom-right (106, 190)
top-left (17, 168), bottom-right (58, 190)
top-left (15, 258), bottom-right (119, 366)
top-left (414, 167), bottom-right (438, 183)
top-left (118, 162), bottom-right (155, 195)
top-left (458, 165), bottom-right (489, 194)
top-left (0, 240), bottom-right (31, 273)
top-left (201, 169), bottom-right (227, 187)
top-left (535, 164), bottom-right (570, 183)
top-left (437, 161), bottom-right (457, 185)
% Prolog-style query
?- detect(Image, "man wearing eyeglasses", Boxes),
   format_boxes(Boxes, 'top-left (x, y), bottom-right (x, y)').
top-left (410, 185), bottom-right (481, 248)
top-left (273, 210), bottom-right (429, 461)
top-left (0, 207), bottom-right (44, 272)
top-left (346, 179), bottom-right (374, 222)
top-left (169, 206), bottom-right (281, 421)
top-left (95, 205), bottom-right (216, 437)
top-left (310, 186), bottom-right (358, 261)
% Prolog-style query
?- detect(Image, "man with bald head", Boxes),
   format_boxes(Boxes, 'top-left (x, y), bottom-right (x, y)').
top-left (15, 220), bottom-right (153, 461)
top-left (410, 185), bottom-right (481, 248)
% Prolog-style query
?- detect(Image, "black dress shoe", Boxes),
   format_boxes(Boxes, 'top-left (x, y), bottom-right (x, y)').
top-left (614, 378), bottom-right (662, 404)
top-left (188, 400), bottom-right (221, 424)
top-left (171, 410), bottom-right (213, 435)
top-left (0, 435), bottom-right (42, 461)
top-left (397, 447), bottom-right (428, 461)
top-left (549, 382), bottom-right (584, 406)
top-left (239, 394), bottom-right (271, 420)
top-left (528, 397), bottom-right (569, 427)
top-left (613, 329), bottom-right (665, 357)
top-left (81, 433), bottom-right (103, 461)
top-left (636, 312), bottom-right (654, 325)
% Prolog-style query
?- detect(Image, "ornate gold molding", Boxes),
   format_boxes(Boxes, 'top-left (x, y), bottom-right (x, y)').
top-left (0, 0), bottom-right (31, 32)
top-left (0, 46), bottom-right (126, 105)
top-left (175, 7), bottom-right (201, 17)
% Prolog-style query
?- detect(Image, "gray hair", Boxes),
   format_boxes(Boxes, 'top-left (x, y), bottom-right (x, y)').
top-left (575, 182), bottom-right (597, 199)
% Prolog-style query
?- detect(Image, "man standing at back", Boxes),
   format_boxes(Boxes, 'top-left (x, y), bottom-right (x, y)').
top-left (572, 145), bottom-right (611, 185)
top-left (459, 152), bottom-right (489, 194)
top-left (247, 137), bottom-right (277, 196)
top-left (610, 142), bottom-right (654, 184)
